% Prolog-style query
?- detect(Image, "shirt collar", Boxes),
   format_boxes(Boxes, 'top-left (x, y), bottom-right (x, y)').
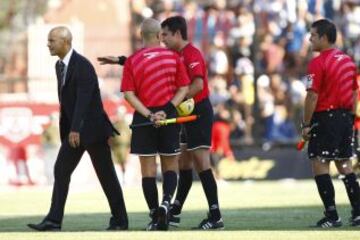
top-left (60, 48), bottom-right (74, 66)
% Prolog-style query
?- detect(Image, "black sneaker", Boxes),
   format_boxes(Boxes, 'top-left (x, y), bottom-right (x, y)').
top-left (145, 209), bottom-right (158, 231)
top-left (169, 213), bottom-right (181, 227)
top-left (349, 210), bottom-right (360, 226)
top-left (351, 215), bottom-right (360, 226)
top-left (146, 220), bottom-right (157, 231)
top-left (157, 201), bottom-right (170, 230)
top-left (169, 204), bottom-right (181, 227)
top-left (194, 215), bottom-right (224, 230)
top-left (315, 216), bottom-right (342, 228)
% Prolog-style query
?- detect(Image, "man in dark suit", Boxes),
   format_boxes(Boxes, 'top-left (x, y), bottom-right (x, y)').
top-left (27, 26), bottom-right (128, 231)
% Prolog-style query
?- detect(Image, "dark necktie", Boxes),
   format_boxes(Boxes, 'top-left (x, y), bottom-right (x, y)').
top-left (56, 60), bottom-right (66, 102)
top-left (58, 61), bottom-right (65, 86)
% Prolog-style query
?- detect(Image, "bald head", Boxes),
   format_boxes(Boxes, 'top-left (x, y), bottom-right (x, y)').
top-left (47, 26), bottom-right (72, 59)
top-left (141, 18), bottom-right (161, 42)
top-left (50, 26), bottom-right (72, 43)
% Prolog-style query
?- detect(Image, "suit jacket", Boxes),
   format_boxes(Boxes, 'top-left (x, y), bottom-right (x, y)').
top-left (56, 50), bottom-right (119, 146)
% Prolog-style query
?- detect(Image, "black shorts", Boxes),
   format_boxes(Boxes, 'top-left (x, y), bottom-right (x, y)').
top-left (130, 103), bottom-right (181, 156)
top-left (180, 98), bottom-right (213, 150)
top-left (308, 109), bottom-right (353, 160)
top-left (354, 129), bottom-right (360, 158)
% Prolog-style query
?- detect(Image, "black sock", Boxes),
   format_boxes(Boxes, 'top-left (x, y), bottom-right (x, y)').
top-left (314, 174), bottom-right (338, 219)
top-left (199, 169), bottom-right (221, 221)
top-left (162, 171), bottom-right (177, 203)
top-left (142, 177), bottom-right (158, 214)
top-left (343, 173), bottom-right (360, 215)
top-left (172, 169), bottom-right (193, 215)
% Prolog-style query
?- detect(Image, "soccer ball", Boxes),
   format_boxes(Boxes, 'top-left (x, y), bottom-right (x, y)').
top-left (176, 98), bottom-right (195, 116)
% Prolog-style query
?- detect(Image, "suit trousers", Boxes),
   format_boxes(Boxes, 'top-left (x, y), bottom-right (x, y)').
top-left (45, 140), bottom-right (128, 224)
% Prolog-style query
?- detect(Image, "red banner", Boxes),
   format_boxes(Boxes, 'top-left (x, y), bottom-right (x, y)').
top-left (0, 100), bottom-right (132, 147)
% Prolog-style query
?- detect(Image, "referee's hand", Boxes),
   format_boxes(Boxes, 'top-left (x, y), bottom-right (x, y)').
top-left (301, 127), bottom-right (311, 141)
top-left (152, 111), bottom-right (166, 128)
top-left (97, 56), bottom-right (120, 65)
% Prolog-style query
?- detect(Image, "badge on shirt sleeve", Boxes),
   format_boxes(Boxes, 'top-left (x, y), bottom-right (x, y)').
top-left (305, 74), bottom-right (314, 88)
top-left (189, 62), bottom-right (200, 69)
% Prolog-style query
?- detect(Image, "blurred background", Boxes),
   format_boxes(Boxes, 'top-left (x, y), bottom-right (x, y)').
top-left (0, 0), bottom-right (359, 187)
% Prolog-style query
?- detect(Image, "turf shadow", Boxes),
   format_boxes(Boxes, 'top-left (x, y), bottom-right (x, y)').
top-left (0, 204), bottom-right (356, 232)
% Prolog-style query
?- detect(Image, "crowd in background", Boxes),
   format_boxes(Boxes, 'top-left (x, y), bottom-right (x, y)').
top-left (1, 0), bottom-right (360, 185)
top-left (129, 0), bottom-right (360, 149)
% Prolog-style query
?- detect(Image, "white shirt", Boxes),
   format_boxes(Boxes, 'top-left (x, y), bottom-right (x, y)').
top-left (59, 48), bottom-right (73, 86)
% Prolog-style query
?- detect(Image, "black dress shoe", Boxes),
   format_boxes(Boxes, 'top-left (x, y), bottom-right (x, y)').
top-left (106, 224), bottom-right (128, 230)
top-left (106, 217), bottom-right (128, 230)
top-left (27, 220), bottom-right (61, 231)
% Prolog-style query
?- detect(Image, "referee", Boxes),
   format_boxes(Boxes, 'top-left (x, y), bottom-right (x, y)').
top-left (302, 19), bottom-right (360, 228)
top-left (161, 16), bottom-right (224, 230)
top-left (120, 18), bottom-right (189, 231)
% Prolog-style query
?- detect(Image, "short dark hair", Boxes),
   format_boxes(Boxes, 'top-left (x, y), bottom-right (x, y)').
top-left (161, 16), bottom-right (188, 40)
top-left (311, 19), bottom-right (337, 44)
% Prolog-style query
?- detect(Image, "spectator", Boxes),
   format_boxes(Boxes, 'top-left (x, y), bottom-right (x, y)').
top-left (111, 106), bottom-right (131, 185)
top-left (8, 144), bottom-right (33, 186)
top-left (128, 0), bottom-right (360, 146)
top-left (41, 113), bottom-right (60, 184)
top-left (211, 103), bottom-right (235, 180)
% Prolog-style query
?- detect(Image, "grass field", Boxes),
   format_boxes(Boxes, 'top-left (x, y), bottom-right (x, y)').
top-left (0, 180), bottom-right (359, 240)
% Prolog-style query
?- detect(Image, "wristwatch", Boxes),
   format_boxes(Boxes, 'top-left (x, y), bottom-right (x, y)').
top-left (118, 56), bottom-right (127, 66)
